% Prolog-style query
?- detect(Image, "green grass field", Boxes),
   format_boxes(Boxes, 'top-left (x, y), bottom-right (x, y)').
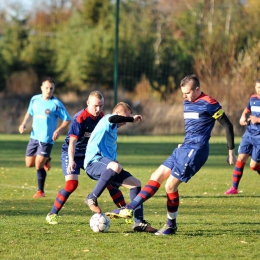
top-left (1, 134), bottom-right (260, 260)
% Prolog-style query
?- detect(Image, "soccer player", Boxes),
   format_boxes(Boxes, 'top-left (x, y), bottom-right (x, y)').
top-left (84, 102), bottom-right (157, 233)
top-left (106, 74), bottom-right (236, 235)
top-left (224, 79), bottom-right (260, 195)
top-left (46, 91), bottom-right (127, 224)
top-left (18, 77), bottom-right (71, 198)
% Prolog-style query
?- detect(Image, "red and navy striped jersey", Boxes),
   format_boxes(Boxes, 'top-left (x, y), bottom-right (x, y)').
top-left (183, 92), bottom-right (223, 146)
top-left (61, 108), bottom-right (104, 157)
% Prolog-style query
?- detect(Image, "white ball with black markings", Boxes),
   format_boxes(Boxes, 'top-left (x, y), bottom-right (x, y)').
top-left (89, 213), bottom-right (110, 233)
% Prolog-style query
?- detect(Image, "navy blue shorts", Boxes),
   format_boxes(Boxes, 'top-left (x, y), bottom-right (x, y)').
top-left (26, 138), bottom-right (53, 157)
top-left (163, 144), bottom-right (209, 183)
top-left (238, 133), bottom-right (260, 163)
top-left (85, 157), bottom-right (132, 189)
top-left (61, 152), bottom-right (84, 176)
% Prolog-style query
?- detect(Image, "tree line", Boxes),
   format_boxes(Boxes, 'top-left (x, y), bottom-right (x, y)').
top-left (0, 0), bottom-right (259, 134)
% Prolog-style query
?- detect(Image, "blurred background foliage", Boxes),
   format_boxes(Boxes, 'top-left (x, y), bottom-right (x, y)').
top-left (0, 0), bottom-right (260, 135)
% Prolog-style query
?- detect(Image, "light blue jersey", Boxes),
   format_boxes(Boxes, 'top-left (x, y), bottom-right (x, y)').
top-left (84, 114), bottom-right (117, 168)
top-left (28, 94), bottom-right (71, 144)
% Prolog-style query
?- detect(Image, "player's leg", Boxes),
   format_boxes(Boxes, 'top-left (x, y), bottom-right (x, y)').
top-left (25, 138), bottom-right (38, 167)
top-left (155, 145), bottom-right (208, 235)
top-left (224, 154), bottom-right (248, 194)
top-left (25, 156), bottom-right (36, 167)
top-left (33, 142), bottom-right (53, 198)
top-left (44, 157), bottom-right (52, 172)
top-left (33, 155), bottom-right (48, 198)
top-left (121, 172), bottom-right (158, 233)
top-left (46, 153), bottom-right (80, 224)
top-left (225, 135), bottom-right (252, 195)
top-left (110, 171), bottom-right (142, 220)
top-left (25, 139), bottom-right (45, 197)
top-left (155, 175), bottom-right (180, 235)
top-left (225, 136), bottom-right (252, 194)
top-left (85, 158), bottom-right (120, 213)
top-left (106, 184), bottom-right (126, 208)
top-left (249, 139), bottom-right (260, 175)
top-left (107, 164), bottom-right (171, 220)
top-left (46, 175), bottom-right (78, 224)
top-left (105, 171), bottom-right (156, 232)
top-left (127, 165), bottom-right (170, 209)
top-left (105, 165), bottom-right (170, 221)
top-left (250, 161), bottom-right (260, 174)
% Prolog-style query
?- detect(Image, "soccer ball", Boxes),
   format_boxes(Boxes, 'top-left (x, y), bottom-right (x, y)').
top-left (89, 213), bottom-right (110, 233)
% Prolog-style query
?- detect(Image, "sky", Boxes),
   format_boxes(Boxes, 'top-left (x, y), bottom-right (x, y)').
top-left (0, 0), bottom-right (35, 19)
top-left (0, 0), bottom-right (74, 18)
top-left (1, 0), bottom-right (34, 11)
top-left (0, 0), bottom-right (64, 20)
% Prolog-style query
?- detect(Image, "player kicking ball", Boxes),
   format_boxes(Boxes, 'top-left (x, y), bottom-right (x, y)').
top-left (46, 91), bottom-right (128, 225)
top-left (106, 74), bottom-right (236, 235)
top-left (84, 102), bottom-right (157, 233)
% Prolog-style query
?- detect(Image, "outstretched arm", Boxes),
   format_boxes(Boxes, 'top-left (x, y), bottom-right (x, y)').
top-left (217, 113), bottom-right (236, 165)
top-left (109, 114), bottom-right (142, 123)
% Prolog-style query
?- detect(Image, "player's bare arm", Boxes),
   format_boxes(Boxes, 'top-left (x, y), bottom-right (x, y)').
top-left (19, 113), bottom-right (32, 133)
top-left (239, 108), bottom-right (250, 126)
top-left (227, 149), bottom-right (236, 165)
top-left (67, 136), bottom-right (77, 174)
top-left (52, 120), bottom-right (71, 141)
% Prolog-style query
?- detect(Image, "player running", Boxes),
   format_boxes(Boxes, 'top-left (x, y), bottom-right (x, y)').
top-left (19, 77), bottom-right (71, 198)
top-left (224, 78), bottom-right (260, 195)
top-left (84, 102), bottom-right (157, 233)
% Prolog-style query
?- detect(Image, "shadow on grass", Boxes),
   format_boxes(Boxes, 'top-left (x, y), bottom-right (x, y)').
top-left (181, 227), bottom-right (260, 237)
top-left (0, 199), bottom-right (87, 217)
top-left (154, 194), bottom-right (260, 198)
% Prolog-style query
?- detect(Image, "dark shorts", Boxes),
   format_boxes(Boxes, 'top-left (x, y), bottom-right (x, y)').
top-left (238, 133), bottom-right (260, 163)
top-left (26, 138), bottom-right (53, 157)
top-left (61, 152), bottom-right (84, 176)
top-left (85, 157), bottom-right (132, 189)
top-left (163, 144), bottom-right (209, 183)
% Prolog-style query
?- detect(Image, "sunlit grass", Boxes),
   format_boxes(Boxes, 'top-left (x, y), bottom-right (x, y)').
top-left (0, 134), bottom-right (260, 260)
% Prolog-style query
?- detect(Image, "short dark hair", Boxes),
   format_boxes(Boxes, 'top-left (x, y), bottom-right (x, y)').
top-left (42, 77), bottom-right (55, 86)
top-left (256, 79), bottom-right (260, 84)
top-left (180, 74), bottom-right (200, 89)
top-left (113, 102), bottom-right (133, 114)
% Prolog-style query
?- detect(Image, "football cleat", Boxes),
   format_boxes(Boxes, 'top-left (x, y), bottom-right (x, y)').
top-left (44, 157), bottom-right (51, 172)
top-left (125, 218), bottom-right (134, 224)
top-left (85, 194), bottom-right (101, 213)
top-left (105, 208), bottom-right (123, 219)
top-left (132, 220), bottom-right (157, 233)
top-left (105, 207), bottom-right (133, 219)
top-left (46, 213), bottom-right (58, 225)
top-left (33, 190), bottom-right (45, 198)
top-left (224, 186), bottom-right (238, 195)
top-left (154, 224), bottom-right (178, 236)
